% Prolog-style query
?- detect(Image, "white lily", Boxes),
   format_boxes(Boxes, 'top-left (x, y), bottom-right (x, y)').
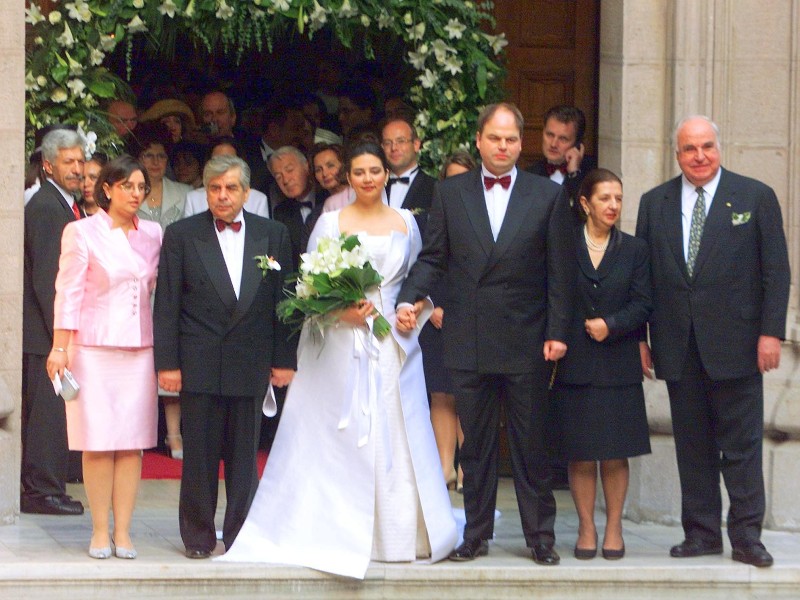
top-left (338, 0), bottom-right (358, 18)
top-left (89, 48), bottom-right (105, 66)
top-left (442, 55), bottom-right (463, 75)
top-left (216, 0), bottom-right (234, 19)
top-left (272, 0), bottom-right (290, 10)
top-left (25, 4), bottom-right (46, 25)
top-left (431, 39), bottom-right (451, 62)
top-left (408, 50), bottom-right (427, 71)
top-left (127, 15), bottom-right (148, 33)
top-left (56, 23), bottom-right (76, 48)
top-left (308, 0), bottom-right (327, 28)
top-left (49, 11), bottom-right (62, 25)
top-left (65, 1), bottom-right (92, 23)
top-left (409, 22), bottom-right (426, 41)
top-left (377, 11), bottom-right (392, 30)
top-left (444, 18), bottom-right (466, 39)
top-left (67, 79), bottom-right (87, 98)
top-left (158, 0), bottom-right (178, 18)
top-left (419, 69), bottom-right (437, 89)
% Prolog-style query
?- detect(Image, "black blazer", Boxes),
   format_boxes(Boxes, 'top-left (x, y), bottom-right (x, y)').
top-left (272, 193), bottom-right (325, 271)
top-left (636, 168), bottom-right (790, 381)
top-left (23, 180), bottom-right (80, 355)
top-left (397, 169), bottom-right (575, 374)
top-left (556, 227), bottom-right (652, 387)
top-left (527, 155), bottom-right (596, 225)
top-left (153, 210), bottom-right (297, 397)
top-left (400, 170), bottom-right (436, 236)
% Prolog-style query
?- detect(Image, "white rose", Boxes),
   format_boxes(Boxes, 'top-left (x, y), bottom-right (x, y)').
top-left (51, 88), bottom-right (68, 103)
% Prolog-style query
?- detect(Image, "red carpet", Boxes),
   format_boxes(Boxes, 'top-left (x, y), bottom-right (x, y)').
top-left (141, 450), bottom-right (268, 480)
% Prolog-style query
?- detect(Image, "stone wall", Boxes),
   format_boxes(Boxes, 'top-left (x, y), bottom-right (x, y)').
top-left (599, 0), bottom-right (800, 531)
top-left (0, 1), bottom-right (25, 523)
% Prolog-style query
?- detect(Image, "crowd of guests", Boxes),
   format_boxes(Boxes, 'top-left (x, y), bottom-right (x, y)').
top-left (21, 85), bottom-right (788, 577)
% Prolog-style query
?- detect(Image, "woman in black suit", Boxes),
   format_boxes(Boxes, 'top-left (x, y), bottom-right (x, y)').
top-left (554, 168), bottom-right (652, 560)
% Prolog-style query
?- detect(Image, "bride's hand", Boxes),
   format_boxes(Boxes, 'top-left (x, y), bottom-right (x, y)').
top-left (337, 300), bottom-right (375, 327)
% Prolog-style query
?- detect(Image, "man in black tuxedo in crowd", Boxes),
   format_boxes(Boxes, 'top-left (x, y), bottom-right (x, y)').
top-left (396, 103), bottom-right (575, 565)
top-left (21, 128), bottom-right (86, 515)
top-left (154, 155), bottom-right (296, 558)
top-left (269, 146), bottom-right (324, 271)
top-left (380, 115), bottom-right (435, 235)
top-left (637, 115), bottom-right (790, 568)
top-left (527, 105), bottom-right (596, 223)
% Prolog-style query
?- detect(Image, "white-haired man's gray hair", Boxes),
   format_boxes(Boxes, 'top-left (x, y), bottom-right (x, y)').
top-left (268, 146), bottom-right (308, 173)
top-left (673, 115), bottom-right (722, 152)
top-left (40, 129), bottom-right (85, 163)
top-left (203, 154), bottom-right (251, 189)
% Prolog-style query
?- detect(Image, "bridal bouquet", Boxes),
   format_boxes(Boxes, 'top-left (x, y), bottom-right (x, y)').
top-left (277, 234), bottom-right (391, 339)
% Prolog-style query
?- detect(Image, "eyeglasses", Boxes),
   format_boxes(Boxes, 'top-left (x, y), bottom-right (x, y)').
top-left (141, 152), bottom-right (168, 162)
top-left (118, 182), bottom-right (151, 195)
top-left (381, 137), bottom-right (413, 149)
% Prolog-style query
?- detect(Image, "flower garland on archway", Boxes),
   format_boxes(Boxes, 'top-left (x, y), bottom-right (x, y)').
top-left (25, 0), bottom-right (507, 170)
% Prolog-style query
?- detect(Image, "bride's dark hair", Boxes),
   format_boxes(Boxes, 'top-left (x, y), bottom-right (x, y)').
top-left (345, 141), bottom-right (389, 173)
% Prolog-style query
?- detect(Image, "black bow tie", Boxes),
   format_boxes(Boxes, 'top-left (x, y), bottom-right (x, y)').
top-left (387, 177), bottom-right (410, 187)
top-left (297, 200), bottom-right (313, 210)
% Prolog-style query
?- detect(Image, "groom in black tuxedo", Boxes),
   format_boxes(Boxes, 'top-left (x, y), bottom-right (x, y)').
top-left (397, 103), bottom-right (575, 564)
top-left (637, 116), bottom-right (790, 568)
top-left (154, 155), bottom-right (296, 558)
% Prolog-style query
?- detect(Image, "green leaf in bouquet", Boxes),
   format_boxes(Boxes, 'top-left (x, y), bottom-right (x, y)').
top-left (371, 313), bottom-right (392, 339)
top-left (341, 233), bottom-right (361, 252)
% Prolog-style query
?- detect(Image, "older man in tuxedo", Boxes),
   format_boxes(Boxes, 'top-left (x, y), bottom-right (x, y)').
top-left (637, 115), bottom-right (790, 568)
top-left (21, 128), bottom-right (86, 516)
top-left (154, 155), bottom-right (296, 558)
top-left (397, 102), bottom-right (575, 565)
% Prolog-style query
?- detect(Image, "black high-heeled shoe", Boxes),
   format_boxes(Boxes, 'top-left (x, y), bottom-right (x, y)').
top-left (574, 532), bottom-right (598, 560)
top-left (602, 542), bottom-right (625, 560)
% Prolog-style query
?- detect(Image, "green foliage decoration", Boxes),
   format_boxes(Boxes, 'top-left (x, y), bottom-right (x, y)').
top-left (25, 0), bottom-right (508, 169)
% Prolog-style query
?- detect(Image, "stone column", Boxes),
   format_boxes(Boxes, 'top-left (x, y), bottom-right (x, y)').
top-left (0, 1), bottom-right (25, 523)
top-left (599, 0), bottom-right (800, 532)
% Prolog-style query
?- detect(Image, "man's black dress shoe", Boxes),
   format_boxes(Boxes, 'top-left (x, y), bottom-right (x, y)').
top-left (732, 542), bottom-right (773, 568)
top-left (185, 549), bottom-right (212, 559)
top-left (20, 494), bottom-right (84, 515)
top-left (448, 539), bottom-right (488, 561)
top-left (531, 543), bottom-right (560, 565)
top-left (669, 539), bottom-right (723, 558)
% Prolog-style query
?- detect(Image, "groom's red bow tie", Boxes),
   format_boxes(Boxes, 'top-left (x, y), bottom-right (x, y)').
top-left (483, 175), bottom-right (512, 190)
top-left (215, 219), bottom-right (242, 232)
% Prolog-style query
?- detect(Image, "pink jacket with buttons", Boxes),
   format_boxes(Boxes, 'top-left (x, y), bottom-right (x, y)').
top-left (54, 210), bottom-right (162, 348)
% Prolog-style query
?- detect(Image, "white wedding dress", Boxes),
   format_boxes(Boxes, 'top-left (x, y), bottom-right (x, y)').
top-left (217, 209), bottom-right (458, 579)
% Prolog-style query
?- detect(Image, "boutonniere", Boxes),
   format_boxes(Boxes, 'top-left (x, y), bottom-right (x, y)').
top-left (731, 211), bottom-right (751, 226)
top-left (254, 255), bottom-right (281, 278)
top-left (409, 207), bottom-right (426, 216)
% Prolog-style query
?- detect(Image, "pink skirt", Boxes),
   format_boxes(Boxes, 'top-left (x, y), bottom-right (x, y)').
top-left (65, 345), bottom-right (158, 451)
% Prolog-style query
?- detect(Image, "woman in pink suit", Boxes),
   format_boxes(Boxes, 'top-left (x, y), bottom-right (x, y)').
top-left (47, 155), bottom-right (162, 560)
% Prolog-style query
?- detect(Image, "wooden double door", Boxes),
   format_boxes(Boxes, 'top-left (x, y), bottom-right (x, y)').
top-left (494, 0), bottom-right (600, 167)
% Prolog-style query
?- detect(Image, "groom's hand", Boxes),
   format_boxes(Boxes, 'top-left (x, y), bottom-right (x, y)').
top-left (271, 368), bottom-right (295, 387)
top-left (543, 340), bottom-right (567, 362)
top-left (396, 304), bottom-right (417, 332)
top-left (158, 369), bottom-right (182, 393)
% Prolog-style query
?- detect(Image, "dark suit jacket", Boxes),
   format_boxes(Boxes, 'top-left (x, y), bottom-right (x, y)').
top-left (399, 170), bottom-right (436, 236)
top-left (636, 168), bottom-right (790, 381)
top-left (556, 226), bottom-right (652, 387)
top-left (272, 193), bottom-right (325, 271)
top-left (23, 180), bottom-right (80, 355)
top-left (153, 210), bottom-right (297, 397)
top-left (397, 169), bottom-right (575, 374)
top-left (527, 155), bottom-right (596, 224)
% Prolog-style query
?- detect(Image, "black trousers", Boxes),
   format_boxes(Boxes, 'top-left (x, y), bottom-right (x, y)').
top-left (450, 366), bottom-right (556, 547)
top-left (21, 353), bottom-right (70, 499)
top-left (666, 333), bottom-right (765, 548)
top-left (179, 392), bottom-right (262, 552)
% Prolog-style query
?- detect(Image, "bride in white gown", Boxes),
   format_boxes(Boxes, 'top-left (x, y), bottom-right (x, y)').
top-left (217, 142), bottom-right (457, 579)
